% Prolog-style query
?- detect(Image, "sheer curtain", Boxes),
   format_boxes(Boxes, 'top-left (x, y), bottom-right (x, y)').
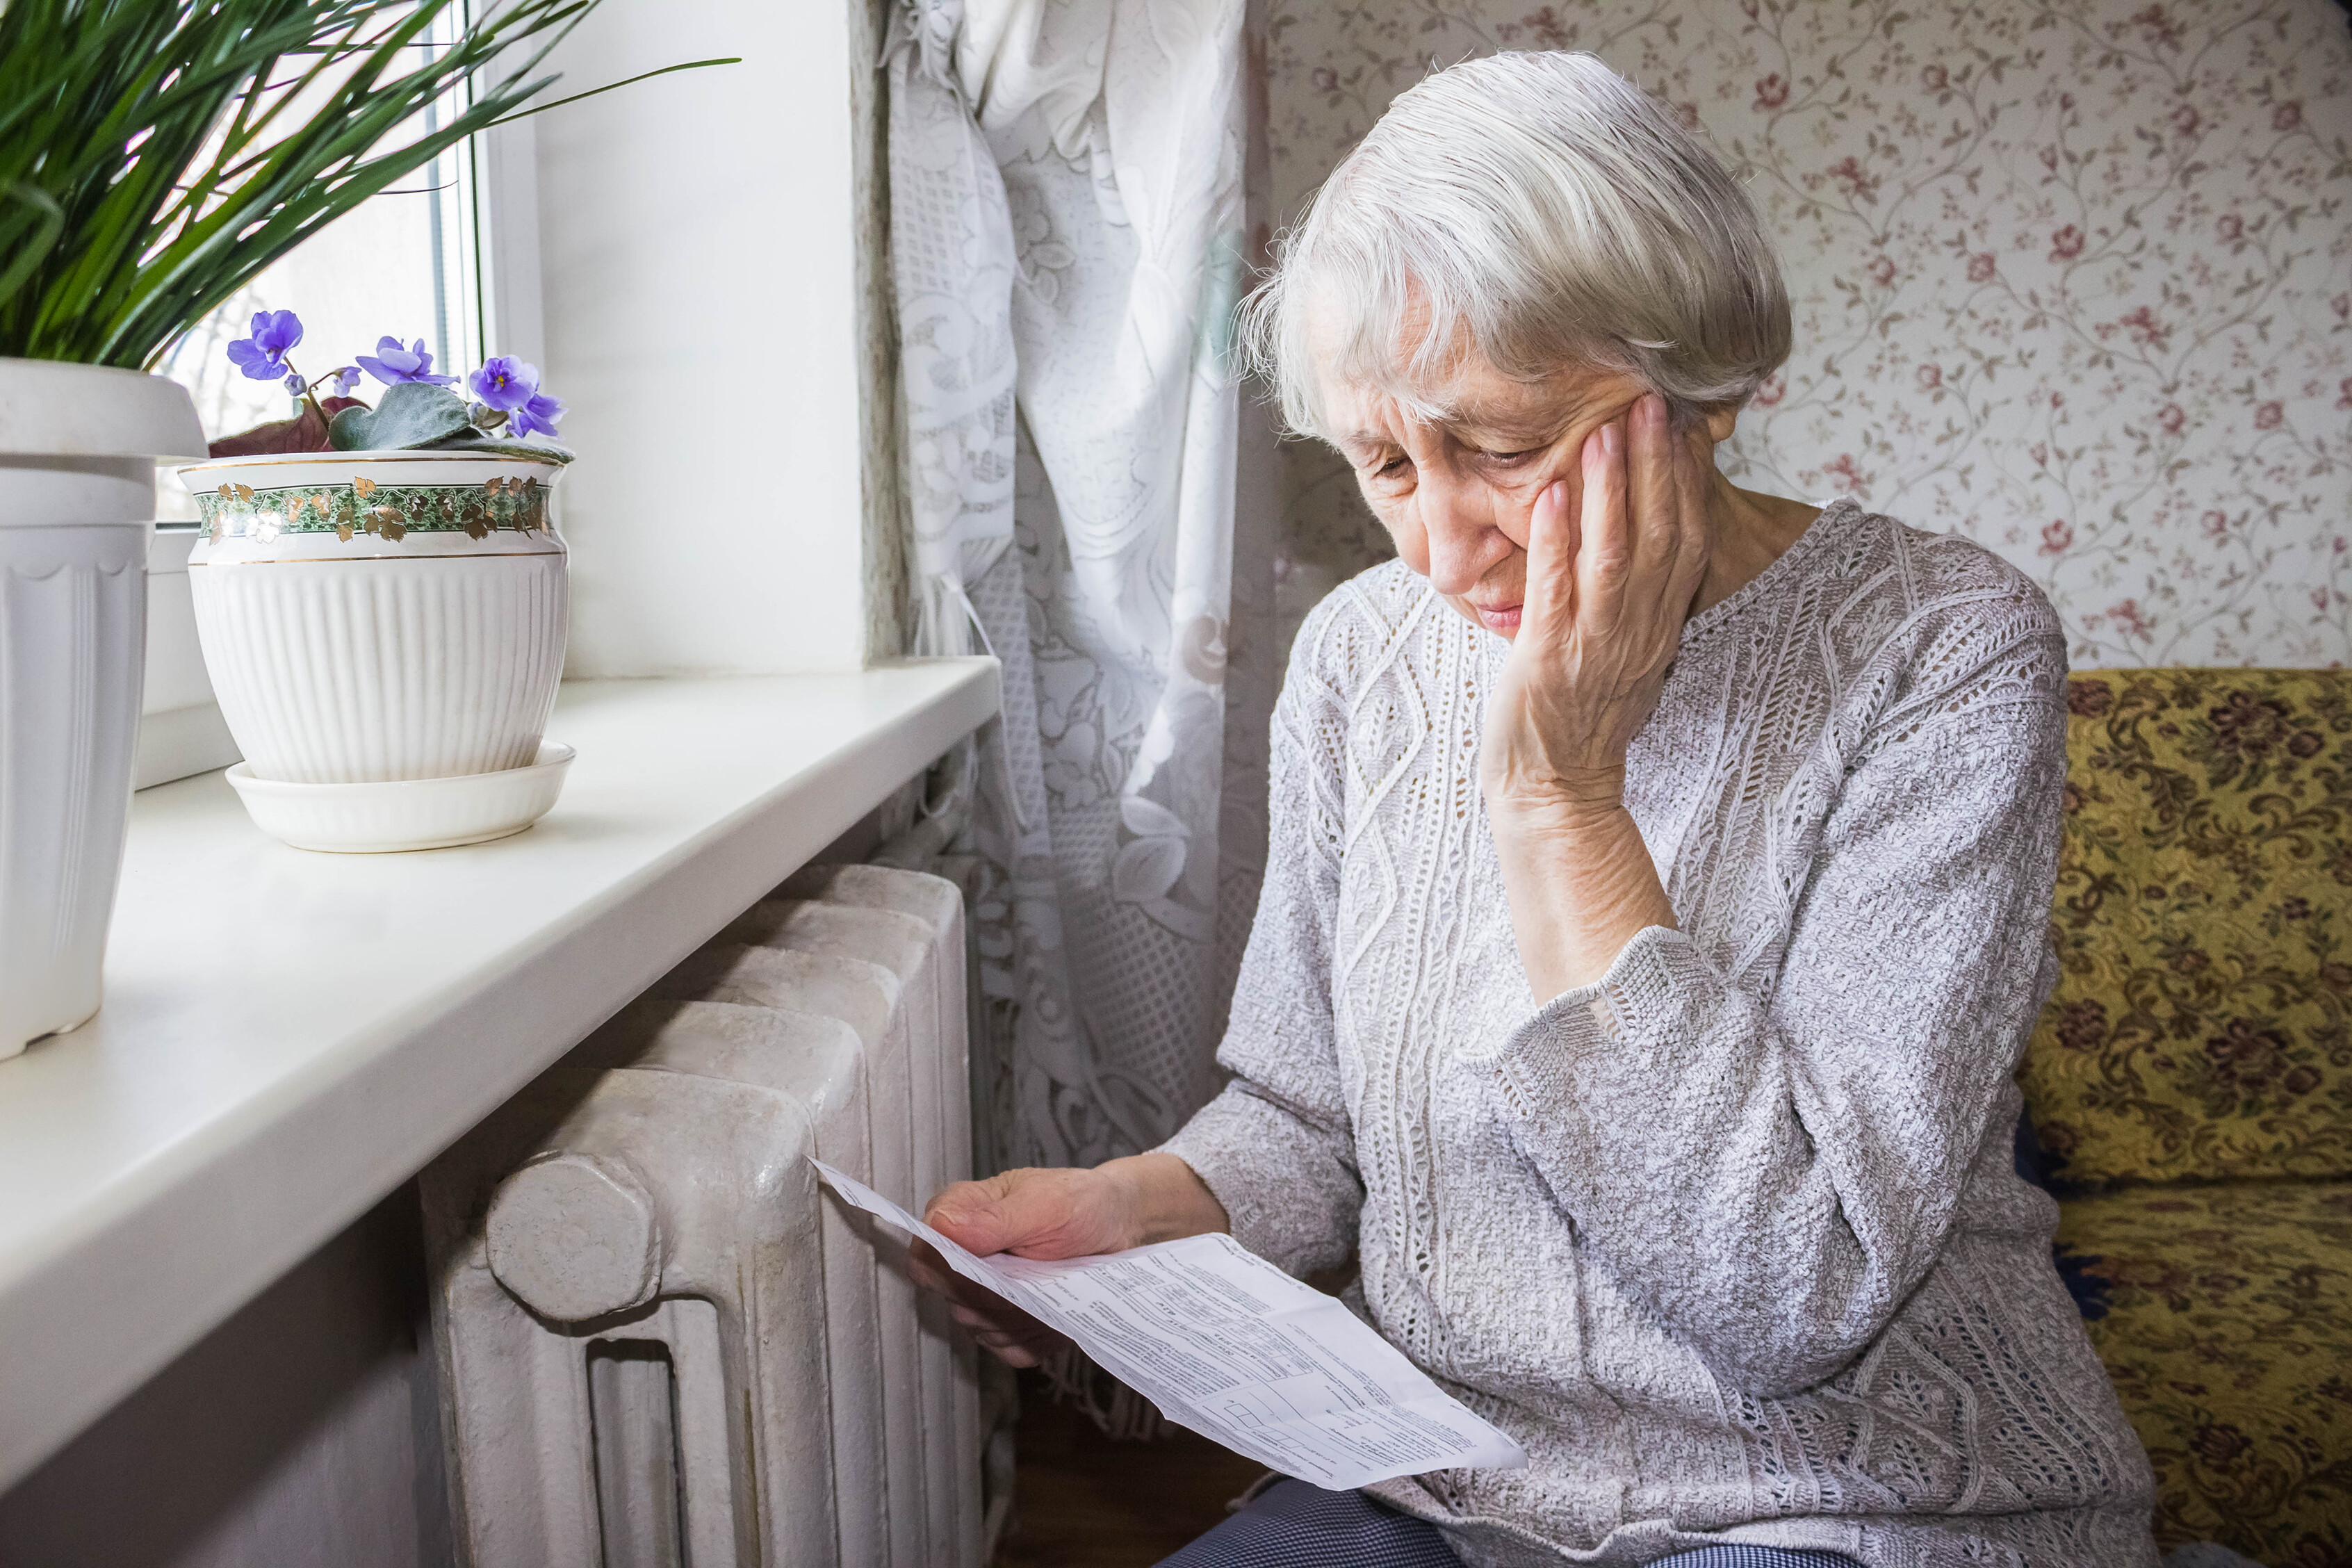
top-left (887, 0), bottom-right (1275, 1177)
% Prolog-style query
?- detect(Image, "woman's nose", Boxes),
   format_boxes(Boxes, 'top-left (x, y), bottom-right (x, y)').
top-left (1419, 481), bottom-right (1505, 597)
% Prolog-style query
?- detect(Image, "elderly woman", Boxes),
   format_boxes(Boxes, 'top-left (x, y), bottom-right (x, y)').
top-left (916, 50), bottom-right (2159, 1568)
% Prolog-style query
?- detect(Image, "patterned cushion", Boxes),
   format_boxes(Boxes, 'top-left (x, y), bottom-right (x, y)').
top-left (2055, 1181), bottom-right (2352, 1563)
top-left (2021, 670), bottom-right (2352, 1187)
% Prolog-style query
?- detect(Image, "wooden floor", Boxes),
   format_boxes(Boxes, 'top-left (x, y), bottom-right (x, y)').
top-left (992, 1378), bottom-right (1268, 1567)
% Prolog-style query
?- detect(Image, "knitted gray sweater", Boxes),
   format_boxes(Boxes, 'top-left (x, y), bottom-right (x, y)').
top-left (1160, 503), bottom-right (2157, 1567)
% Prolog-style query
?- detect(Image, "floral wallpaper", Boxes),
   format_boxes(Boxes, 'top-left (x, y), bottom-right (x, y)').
top-left (1259, 0), bottom-right (2352, 668)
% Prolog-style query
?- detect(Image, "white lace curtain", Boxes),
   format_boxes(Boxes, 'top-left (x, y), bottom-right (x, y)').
top-left (886, 0), bottom-right (1276, 1170)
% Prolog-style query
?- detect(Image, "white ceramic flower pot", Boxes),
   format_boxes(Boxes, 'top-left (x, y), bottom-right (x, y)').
top-left (175, 450), bottom-right (569, 785)
top-left (0, 358), bottom-right (207, 1059)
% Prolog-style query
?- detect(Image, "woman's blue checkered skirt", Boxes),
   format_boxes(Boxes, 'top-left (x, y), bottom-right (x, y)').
top-left (1154, 1478), bottom-right (1864, 1568)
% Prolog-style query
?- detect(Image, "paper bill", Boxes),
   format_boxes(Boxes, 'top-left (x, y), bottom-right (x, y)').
top-left (810, 1158), bottom-right (1527, 1489)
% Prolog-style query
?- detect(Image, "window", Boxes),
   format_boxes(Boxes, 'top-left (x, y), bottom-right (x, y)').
top-left (155, 15), bottom-right (489, 460)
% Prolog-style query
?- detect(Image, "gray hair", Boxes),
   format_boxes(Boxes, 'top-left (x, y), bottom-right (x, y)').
top-left (1241, 51), bottom-right (1791, 437)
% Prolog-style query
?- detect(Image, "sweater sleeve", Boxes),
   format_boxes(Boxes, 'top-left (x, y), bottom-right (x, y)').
top-left (1158, 601), bottom-right (1362, 1278)
top-left (1485, 611), bottom-right (2069, 1397)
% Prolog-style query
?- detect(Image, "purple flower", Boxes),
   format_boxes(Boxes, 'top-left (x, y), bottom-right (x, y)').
top-left (469, 355), bottom-right (565, 439)
top-left (282, 371), bottom-right (306, 395)
top-left (224, 309), bottom-right (303, 381)
top-left (467, 354), bottom-right (537, 409)
top-left (326, 366), bottom-right (362, 398)
top-left (355, 337), bottom-right (457, 386)
top-left (508, 389), bottom-right (566, 441)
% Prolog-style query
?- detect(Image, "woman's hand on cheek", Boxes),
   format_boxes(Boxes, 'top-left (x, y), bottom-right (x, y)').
top-left (1480, 391), bottom-right (1705, 996)
top-left (1479, 392), bottom-right (1710, 827)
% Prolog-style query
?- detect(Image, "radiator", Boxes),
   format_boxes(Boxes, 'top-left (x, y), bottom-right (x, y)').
top-left (423, 864), bottom-right (983, 1567)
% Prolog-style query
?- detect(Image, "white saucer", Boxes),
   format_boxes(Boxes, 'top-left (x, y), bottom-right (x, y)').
top-left (226, 742), bottom-right (575, 853)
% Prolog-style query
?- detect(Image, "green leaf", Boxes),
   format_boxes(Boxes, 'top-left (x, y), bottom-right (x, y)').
top-left (327, 405), bottom-right (374, 452)
top-left (427, 434), bottom-right (576, 463)
top-left (328, 381), bottom-right (475, 451)
top-left (481, 57), bottom-right (740, 127)
top-left (0, 181), bottom-right (65, 313)
top-left (0, 1), bottom-right (730, 368)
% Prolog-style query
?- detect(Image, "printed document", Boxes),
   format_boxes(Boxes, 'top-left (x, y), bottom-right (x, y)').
top-left (811, 1159), bottom-right (1527, 1489)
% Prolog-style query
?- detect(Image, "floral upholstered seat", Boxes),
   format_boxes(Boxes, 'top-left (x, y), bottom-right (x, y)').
top-left (2022, 669), bottom-right (2352, 1563)
top-left (2053, 1181), bottom-right (2352, 1562)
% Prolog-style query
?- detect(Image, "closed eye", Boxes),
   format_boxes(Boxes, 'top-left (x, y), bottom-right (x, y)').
top-left (1480, 447), bottom-right (1540, 466)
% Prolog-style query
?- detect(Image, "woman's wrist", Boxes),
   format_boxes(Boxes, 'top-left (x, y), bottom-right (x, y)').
top-left (1485, 789), bottom-right (1676, 998)
top-left (1100, 1151), bottom-right (1230, 1247)
top-left (1481, 751), bottom-right (1628, 824)
top-left (1486, 785), bottom-right (1635, 845)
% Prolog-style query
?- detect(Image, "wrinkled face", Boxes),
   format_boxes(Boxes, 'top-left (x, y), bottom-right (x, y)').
top-left (1323, 350), bottom-right (1649, 639)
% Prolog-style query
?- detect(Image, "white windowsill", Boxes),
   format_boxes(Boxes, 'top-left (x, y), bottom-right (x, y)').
top-left (0, 658), bottom-right (999, 1490)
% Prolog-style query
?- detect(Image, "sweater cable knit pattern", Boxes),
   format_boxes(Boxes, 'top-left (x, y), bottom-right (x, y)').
top-left (1159, 503), bottom-right (2158, 1567)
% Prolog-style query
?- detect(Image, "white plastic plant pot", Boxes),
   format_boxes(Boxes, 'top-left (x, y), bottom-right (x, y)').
top-left (173, 449), bottom-right (569, 787)
top-left (0, 358), bottom-right (206, 1060)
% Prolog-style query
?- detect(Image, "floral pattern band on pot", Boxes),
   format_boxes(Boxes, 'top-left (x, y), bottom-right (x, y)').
top-left (193, 472), bottom-right (553, 547)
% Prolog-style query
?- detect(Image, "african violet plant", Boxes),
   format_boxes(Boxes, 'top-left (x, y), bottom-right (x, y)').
top-left (207, 308), bottom-right (569, 461)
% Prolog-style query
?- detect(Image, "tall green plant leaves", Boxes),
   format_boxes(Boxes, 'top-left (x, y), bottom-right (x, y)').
top-left (0, 183), bottom-right (67, 309)
top-left (0, 0), bottom-right (720, 369)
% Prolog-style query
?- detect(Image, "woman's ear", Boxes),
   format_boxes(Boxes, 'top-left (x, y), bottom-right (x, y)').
top-left (1701, 403), bottom-right (1739, 447)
